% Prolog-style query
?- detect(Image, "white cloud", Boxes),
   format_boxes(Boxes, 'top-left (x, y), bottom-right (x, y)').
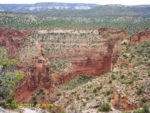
top-left (0, 0), bottom-right (150, 5)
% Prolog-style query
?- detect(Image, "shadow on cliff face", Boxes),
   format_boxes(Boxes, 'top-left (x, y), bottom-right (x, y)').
top-left (1, 27), bottom-right (150, 112)
top-left (15, 44), bottom-right (75, 112)
top-left (51, 28), bottom-right (127, 85)
top-left (9, 27), bottom-right (128, 111)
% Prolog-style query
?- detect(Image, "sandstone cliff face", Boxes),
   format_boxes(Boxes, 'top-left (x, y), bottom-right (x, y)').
top-left (26, 56), bottom-right (51, 90)
top-left (98, 28), bottom-right (127, 40)
top-left (130, 30), bottom-right (150, 44)
top-left (0, 28), bottom-right (31, 52)
top-left (2, 28), bottom-right (150, 112)
top-left (71, 54), bottom-right (112, 76)
top-left (15, 45), bottom-right (52, 101)
top-left (0, 27), bottom-right (127, 99)
top-left (51, 51), bottom-right (112, 85)
top-left (51, 28), bottom-right (127, 84)
top-left (69, 28), bottom-right (126, 76)
top-left (15, 45), bottom-right (75, 112)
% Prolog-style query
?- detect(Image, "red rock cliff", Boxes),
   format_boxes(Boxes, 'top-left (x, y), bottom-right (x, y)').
top-left (98, 28), bottom-right (127, 40)
top-left (51, 28), bottom-right (127, 84)
top-left (0, 28), bottom-right (31, 52)
top-left (130, 29), bottom-right (150, 44)
top-left (15, 44), bottom-right (52, 102)
top-left (70, 28), bottom-right (126, 76)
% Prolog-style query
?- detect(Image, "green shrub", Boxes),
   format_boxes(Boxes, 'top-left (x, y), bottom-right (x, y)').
top-left (83, 89), bottom-right (86, 93)
top-left (111, 74), bottom-right (116, 80)
top-left (142, 103), bottom-right (150, 113)
top-left (105, 88), bottom-right (113, 96)
top-left (109, 80), bottom-right (112, 83)
top-left (0, 47), bottom-right (24, 109)
top-left (126, 79), bottom-right (134, 84)
top-left (39, 88), bottom-right (44, 93)
top-left (137, 87), bottom-right (143, 95)
top-left (148, 72), bottom-right (150, 77)
top-left (83, 102), bottom-right (86, 106)
top-left (76, 95), bottom-right (80, 100)
top-left (33, 101), bottom-right (37, 106)
top-left (141, 97), bottom-right (147, 103)
top-left (120, 75), bottom-right (125, 79)
top-left (97, 86), bottom-right (102, 90)
top-left (9, 103), bottom-right (17, 109)
top-left (86, 97), bottom-right (89, 101)
top-left (0, 102), bottom-right (7, 108)
top-left (98, 103), bottom-right (111, 112)
top-left (93, 88), bottom-right (98, 93)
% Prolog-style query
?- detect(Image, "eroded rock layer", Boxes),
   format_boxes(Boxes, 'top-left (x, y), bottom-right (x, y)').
top-left (1, 28), bottom-right (150, 112)
top-left (15, 45), bottom-right (74, 112)
top-left (130, 29), bottom-right (150, 44)
top-left (15, 45), bottom-right (52, 101)
top-left (0, 28), bottom-right (31, 52)
top-left (98, 28), bottom-right (127, 39)
top-left (51, 28), bottom-right (127, 84)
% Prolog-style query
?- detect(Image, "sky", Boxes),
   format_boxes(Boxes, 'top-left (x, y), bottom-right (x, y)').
top-left (0, 0), bottom-right (149, 5)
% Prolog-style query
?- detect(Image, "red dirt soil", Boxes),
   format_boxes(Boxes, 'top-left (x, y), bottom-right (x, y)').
top-left (112, 92), bottom-right (134, 110)
top-left (1, 28), bottom-right (149, 111)
top-left (0, 28), bottom-right (31, 52)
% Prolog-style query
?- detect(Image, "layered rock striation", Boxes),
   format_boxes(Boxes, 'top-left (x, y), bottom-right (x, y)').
top-left (130, 29), bottom-right (150, 44)
top-left (0, 28), bottom-right (31, 52)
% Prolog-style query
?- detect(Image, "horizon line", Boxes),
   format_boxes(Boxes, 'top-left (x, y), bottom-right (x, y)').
top-left (0, 2), bottom-right (149, 6)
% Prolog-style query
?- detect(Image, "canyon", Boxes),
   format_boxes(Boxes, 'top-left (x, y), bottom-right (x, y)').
top-left (0, 28), bottom-right (150, 112)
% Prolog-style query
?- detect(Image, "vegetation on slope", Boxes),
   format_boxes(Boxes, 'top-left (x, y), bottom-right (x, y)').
top-left (0, 7), bottom-right (150, 34)
top-left (67, 41), bottom-right (150, 112)
top-left (0, 47), bottom-right (23, 109)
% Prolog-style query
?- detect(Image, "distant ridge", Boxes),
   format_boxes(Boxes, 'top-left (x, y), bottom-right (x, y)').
top-left (0, 3), bottom-right (149, 15)
top-left (0, 2), bottom-right (99, 12)
top-left (88, 4), bottom-right (150, 15)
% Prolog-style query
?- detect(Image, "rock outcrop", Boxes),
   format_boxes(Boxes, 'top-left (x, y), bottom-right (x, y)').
top-left (51, 28), bottom-right (127, 84)
top-left (98, 28), bottom-right (127, 40)
top-left (0, 28), bottom-right (31, 52)
top-left (72, 28), bottom-right (126, 75)
top-left (15, 45), bottom-right (75, 112)
top-left (15, 44), bottom-right (52, 102)
top-left (111, 92), bottom-right (134, 110)
top-left (130, 29), bottom-right (150, 44)
top-left (71, 53), bottom-right (112, 76)
top-left (2, 27), bottom-right (150, 112)
top-left (51, 50), bottom-right (112, 85)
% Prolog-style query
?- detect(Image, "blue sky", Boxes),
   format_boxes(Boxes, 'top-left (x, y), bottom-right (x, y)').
top-left (0, 0), bottom-right (149, 5)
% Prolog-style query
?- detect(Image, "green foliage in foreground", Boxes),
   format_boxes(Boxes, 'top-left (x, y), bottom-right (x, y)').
top-left (98, 103), bottom-right (111, 112)
top-left (0, 47), bottom-right (24, 109)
